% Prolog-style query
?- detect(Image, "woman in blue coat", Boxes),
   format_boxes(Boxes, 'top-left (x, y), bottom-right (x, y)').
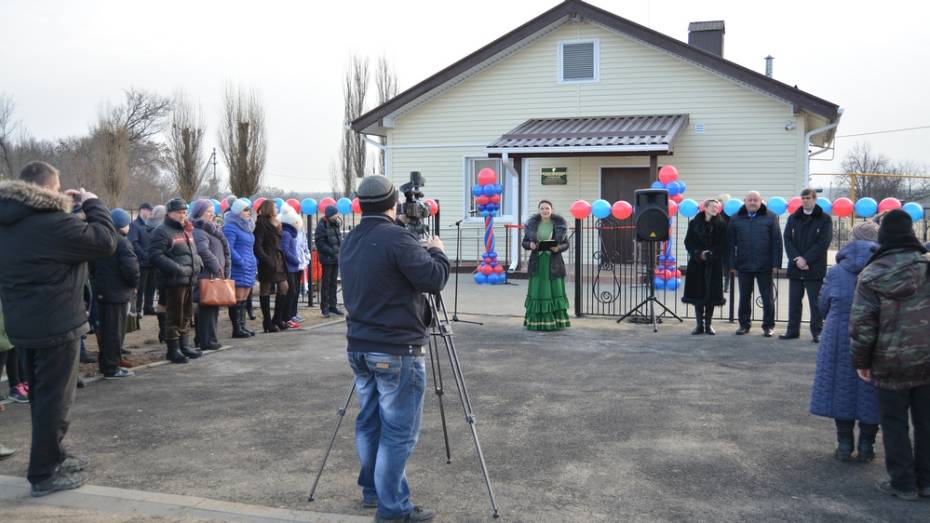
top-left (810, 221), bottom-right (880, 462)
top-left (223, 199), bottom-right (257, 338)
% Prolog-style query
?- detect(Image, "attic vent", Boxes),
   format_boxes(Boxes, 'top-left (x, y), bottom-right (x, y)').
top-left (559, 40), bottom-right (598, 82)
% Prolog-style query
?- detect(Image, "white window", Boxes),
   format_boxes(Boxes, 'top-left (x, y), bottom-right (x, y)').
top-left (464, 157), bottom-right (512, 221)
top-left (558, 39), bottom-right (599, 83)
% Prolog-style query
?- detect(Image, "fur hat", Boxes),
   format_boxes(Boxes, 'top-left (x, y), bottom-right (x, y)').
top-left (110, 208), bottom-right (131, 229)
top-left (280, 204), bottom-right (301, 228)
top-left (850, 221), bottom-right (879, 242)
top-left (166, 198), bottom-right (188, 213)
top-left (878, 209), bottom-right (916, 246)
top-left (230, 198), bottom-right (250, 216)
top-left (357, 175), bottom-right (397, 213)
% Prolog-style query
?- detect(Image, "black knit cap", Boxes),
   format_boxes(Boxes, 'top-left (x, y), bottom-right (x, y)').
top-left (139, 202), bottom-right (153, 211)
top-left (878, 209), bottom-right (915, 246)
top-left (166, 197), bottom-right (188, 213)
top-left (357, 175), bottom-right (397, 213)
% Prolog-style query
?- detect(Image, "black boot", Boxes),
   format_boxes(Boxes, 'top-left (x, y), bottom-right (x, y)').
top-left (704, 306), bottom-right (716, 335)
top-left (156, 313), bottom-right (166, 344)
top-left (260, 295), bottom-right (278, 333)
top-left (857, 423), bottom-right (879, 463)
top-left (166, 339), bottom-right (188, 364)
top-left (230, 303), bottom-right (250, 339)
top-left (179, 335), bottom-right (202, 359)
top-left (835, 419), bottom-right (855, 462)
top-left (239, 301), bottom-right (255, 336)
top-left (273, 294), bottom-right (290, 331)
top-left (246, 291), bottom-right (256, 320)
top-left (691, 306), bottom-right (705, 335)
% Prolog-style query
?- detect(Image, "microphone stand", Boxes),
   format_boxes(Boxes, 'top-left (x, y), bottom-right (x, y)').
top-left (452, 217), bottom-right (483, 325)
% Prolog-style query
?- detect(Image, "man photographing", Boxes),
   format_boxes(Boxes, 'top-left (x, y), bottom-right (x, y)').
top-left (339, 175), bottom-right (450, 522)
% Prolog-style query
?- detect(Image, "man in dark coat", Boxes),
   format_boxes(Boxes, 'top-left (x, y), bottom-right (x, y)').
top-left (315, 205), bottom-right (343, 318)
top-left (728, 191), bottom-right (783, 337)
top-left (91, 208), bottom-right (140, 379)
top-left (781, 188), bottom-right (832, 342)
top-left (340, 175), bottom-right (449, 522)
top-left (149, 198), bottom-right (203, 363)
top-left (0, 161), bottom-right (116, 497)
top-left (128, 202), bottom-right (155, 316)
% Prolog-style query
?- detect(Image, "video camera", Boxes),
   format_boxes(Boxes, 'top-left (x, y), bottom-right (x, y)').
top-left (399, 171), bottom-right (432, 240)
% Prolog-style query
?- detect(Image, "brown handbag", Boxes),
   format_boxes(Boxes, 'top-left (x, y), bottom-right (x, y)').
top-left (199, 278), bottom-right (237, 306)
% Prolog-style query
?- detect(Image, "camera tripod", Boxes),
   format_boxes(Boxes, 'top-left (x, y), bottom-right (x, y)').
top-left (307, 291), bottom-right (500, 519)
top-left (616, 241), bottom-right (683, 332)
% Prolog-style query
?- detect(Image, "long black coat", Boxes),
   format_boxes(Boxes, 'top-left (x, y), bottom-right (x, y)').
top-left (314, 217), bottom-right (342, 266)
top-left (521, 214), bottom-right (570, 279)
top-left (727, 203), bottom-right (783, 273)
top-left (149, 216), bottom-right (203, 288)
top-left (0, 180), bottom-right (116, 348)
top-left (91, 233), bottom-right (140, 304)
top-left (682, 212), bottom-right (728, 306)
top-left (253, 216), bottom-right (286, 283)
top-left (783, 205), bottom-right (833, 280)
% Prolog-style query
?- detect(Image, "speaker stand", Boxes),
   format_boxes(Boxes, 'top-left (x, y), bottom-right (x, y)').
top-left (616, 241), bottom-right (682, 332)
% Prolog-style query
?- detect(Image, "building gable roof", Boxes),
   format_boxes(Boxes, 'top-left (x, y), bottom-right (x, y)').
top-left (352, 0), bottom-right (840, 136)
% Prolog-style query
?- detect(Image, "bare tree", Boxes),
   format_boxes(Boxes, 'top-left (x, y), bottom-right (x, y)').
top-left (91, 117), bottom-right (131, 206)
top-left (219, 86), bottom-right (267, 198)
top-left (0, 95), bottom-right (19, 178)
top-left (374, 56), bottom-right (398, 176)
top-left (341, 55), bottom-right (369, 195)
top-left (112, 88), bottom-right (173, 143)
top-left (329, 159), bottom-right (342, 198)
top-left (838, 142), bottom-right (930, 201)
top-left (165, 93), bottom-right (207, 201)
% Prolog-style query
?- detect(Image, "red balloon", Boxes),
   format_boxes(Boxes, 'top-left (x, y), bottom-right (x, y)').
top-left (788, 196), bottom-right (802, 214)
top-left (424, 198), bottom-right (439, 216)
top-left (286, 198), bottom-right (300, 214)
top-left (673, 269), bottom-right (682, 279)
top-left (832, 197), bottom-right (854, 217)
top-left (611, 200), bottom-right (633, 220)
top-left (475, 195), bottom-right (490, 206)
top-left (220, 199), bottom-right (230, 212)
top-left (351, 197), bottom-right (361, 214)
top-left (668, 200), bottom-right (679, 216)
top-left (570, 200), bottom-right (592, 220)
top-left (253, 197), bottom-right (266, 211)
top-left (878, 197), bottom-right (902, 213)
top-left (658, 165), bottom-right (679, 185)
top-left (493, 264), bottom-right (504, 274)
top-left (670, 193), bottom-right (684, 204)
top-left (484, 257), bottom-right (492, 264)
top-left (489, 194), bottom-right (501, 204)
top-left (663, 270), bottom-right (675, 280)
top-left (479, 264), bottom-right (493, 276)
top-left (477, 168), bottom-right (497, 186)
top-left (319, 197), bottom-right (337, 214)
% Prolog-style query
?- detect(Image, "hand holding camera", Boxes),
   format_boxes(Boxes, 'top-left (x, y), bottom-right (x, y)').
top-left (426, 236), bottom-right (445, 252)
top-left (65, 188), bottom-right (98, 205)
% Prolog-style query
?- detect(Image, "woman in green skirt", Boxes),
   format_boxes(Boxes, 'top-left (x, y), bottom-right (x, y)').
top-left (522, 200), bottom-right (571, 331)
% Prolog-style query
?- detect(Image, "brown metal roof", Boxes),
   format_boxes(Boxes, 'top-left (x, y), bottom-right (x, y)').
top-left (351, 0), bottom-right (839, 136)
top-left (486, 114), bottom-right (689, 153)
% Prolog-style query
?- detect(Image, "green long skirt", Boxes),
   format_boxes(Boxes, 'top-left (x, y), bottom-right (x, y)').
top-left (524, 252), bottom-right (571, 331)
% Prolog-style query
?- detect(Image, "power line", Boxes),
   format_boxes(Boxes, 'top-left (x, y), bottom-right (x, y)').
top-left (836, 125), bottom-right (930, 139)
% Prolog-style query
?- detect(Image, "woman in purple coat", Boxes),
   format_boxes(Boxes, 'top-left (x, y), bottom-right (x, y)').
top-left (809, 221), bottom-right (881, 462)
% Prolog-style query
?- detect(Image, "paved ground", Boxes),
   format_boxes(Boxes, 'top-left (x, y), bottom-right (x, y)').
top-left (0, 307), bottom-right (927, 522)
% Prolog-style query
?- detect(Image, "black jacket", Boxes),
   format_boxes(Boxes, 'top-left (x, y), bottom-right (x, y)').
top-left (728, 203), bottom-right (783, 273)
top-left (149, 216), bottom-right (202, 288)
top-left (253, 216), bottom-right (286, 283)
top-left (91, 233), bottom-right (140, 304)
top-left (128, 215), bottom-right (153, 268)
top-left (314, 217), bottom-right (342, 265)
top-left (340, 214), bottom-right (450, 355)
top-left (682, 212), bottom-right (728, 306)
top-left (521, 214), bottom-right (570, 279)
top-left (783, 205), bottom-right (833, 280)
top-left (0, 180), bottom-right (116, 348)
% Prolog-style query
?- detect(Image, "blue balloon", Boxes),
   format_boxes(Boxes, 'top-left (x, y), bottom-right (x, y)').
top-left (495, 184), bottom-right (504, 195)
top-left (678, 198), bottom-right (699, 218)
top-left (273, 198), bottom-right (284, 211)
top-left (903, 202), bottom-right (925, 222)
top-left (650, 181), bottom-right (666, 190)
top-left (724, 199), bottom-right (742, 217)
top-left (488, 251), bottom-right (497, 258)
top-left (767, 196), bottom-right (788, 215)
top-left (667, 256), bottom-right (676, 263)
top-left (666, 181), bottom-right (682, 196)
top-left (654, 277), bottom-right (666, 290)
top-left (336, 197), bottom-right (353, 214)
top-left (483, 185), bottom-right (496, 196)
top-left (300, 198), bottom-right (317, 215)
top-left (677, 180), bottom-right (686, 194)
top-left (474, 273), bottom-right (487, 284)
top-left (481, 210), bottom-right (490, 217)
top-left (855, 197), bottom-right (878, 218)
top-left (816, 197), bottom-right (832, 214)
top-left (666, 278), bottom-right (680, 291)
top-left (212, 199), bottom-right (221, 215)
top-left (472, 185), bottom-right (483, 197)
top-left (486, 273), bottom-right (500, 284)
top-left (591, 199), bottom-right (611, 219)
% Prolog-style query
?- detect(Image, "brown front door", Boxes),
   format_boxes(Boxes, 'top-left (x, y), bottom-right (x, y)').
top-left (600, 167), bottom-right (651, 263)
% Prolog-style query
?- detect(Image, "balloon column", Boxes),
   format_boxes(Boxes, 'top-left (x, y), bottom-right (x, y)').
top-left (473, 168), bottom-right (506, 285)
top-left (652, 165), bottom-right (685, 291)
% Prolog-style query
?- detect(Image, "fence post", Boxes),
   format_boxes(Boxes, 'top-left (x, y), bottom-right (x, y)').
top-left (574, 218), bottom-right (583, 317)
top-left (307, 214), bottom-right (314, 307)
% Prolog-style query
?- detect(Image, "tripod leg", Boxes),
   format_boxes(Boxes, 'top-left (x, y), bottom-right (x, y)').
top-left (308, 381), bottom-right (355, 502)
top-left (428, 329), bottom-right (453, 463)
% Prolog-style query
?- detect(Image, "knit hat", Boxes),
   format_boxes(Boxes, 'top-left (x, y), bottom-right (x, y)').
top-left (324, 205), bottom-right (338, 218)
top-left (878, 209), bottom-right (916, 246)
top-left (139, 202), bottom-right (153, 211)
top-left (147, 205), bottom-right (166, 227)
top-left (357, 175), bottom-right (397, 213)
top-left (230, 198), bottom-right (250, 216)
top-left (225, 195), bottom-right (237, 206)
top-left (191, 199), bottom-right (212, 220)
top-left (850, 221), bottom-right (879, 242)
top-left (111, 208), bottom-right (131, 229)
top-left (166, 197), bottom-right (188, 213)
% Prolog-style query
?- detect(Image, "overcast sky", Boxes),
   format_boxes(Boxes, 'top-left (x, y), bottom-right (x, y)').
top-left (2, 0), bottom-right (928, 192)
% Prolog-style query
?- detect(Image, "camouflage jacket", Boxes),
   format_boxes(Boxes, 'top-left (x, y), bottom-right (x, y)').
top-left (850, 249), bottom-right (930, 390)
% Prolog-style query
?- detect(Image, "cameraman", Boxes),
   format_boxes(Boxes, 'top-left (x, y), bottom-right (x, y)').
top-left (340, 175), bottom-right (449, 523)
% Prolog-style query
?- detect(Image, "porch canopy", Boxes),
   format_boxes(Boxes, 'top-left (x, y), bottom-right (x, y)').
top-left (486, 114), bottom-right (689, 161)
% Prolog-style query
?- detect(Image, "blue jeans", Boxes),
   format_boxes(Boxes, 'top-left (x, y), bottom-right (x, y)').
top-left (347, 351), bottom-right (426, 520)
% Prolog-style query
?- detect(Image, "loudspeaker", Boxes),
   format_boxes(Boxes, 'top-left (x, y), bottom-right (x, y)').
top-left (634, 189), bottom-right (669, 241)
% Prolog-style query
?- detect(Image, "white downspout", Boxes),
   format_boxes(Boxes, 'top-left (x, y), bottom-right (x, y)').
top-left (804, 108), bottom-right (843, 186)
top-left (501, 153), bottom-right (521, 273)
